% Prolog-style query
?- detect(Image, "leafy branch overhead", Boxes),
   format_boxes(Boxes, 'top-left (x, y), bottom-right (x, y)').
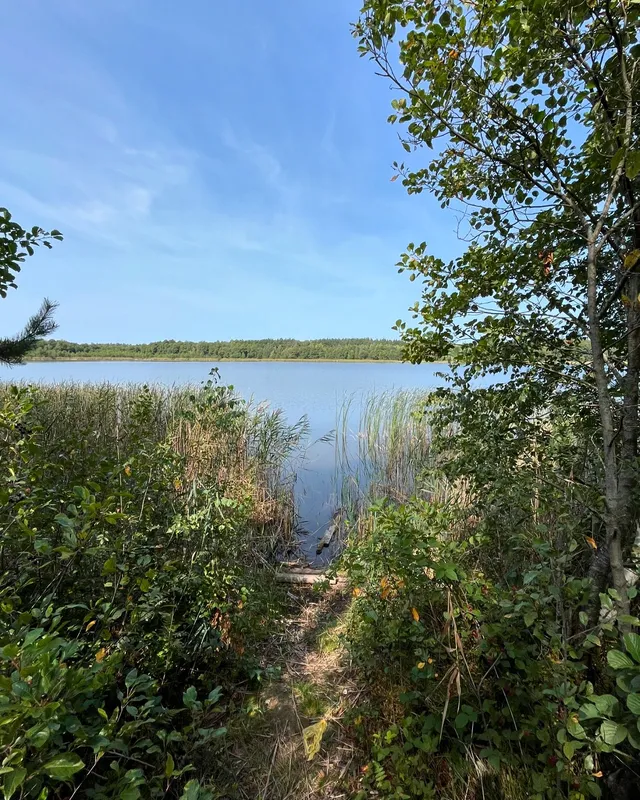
top-left (0, 207), bottom-right (62, 365)
top-left (355, 0), bottom-right (640, 620)
top-left (0, 208), bottom-right (62, 299)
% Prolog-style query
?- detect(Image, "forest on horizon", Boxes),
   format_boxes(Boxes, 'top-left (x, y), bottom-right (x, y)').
top-left (27, 337), bottom-right (406, 361)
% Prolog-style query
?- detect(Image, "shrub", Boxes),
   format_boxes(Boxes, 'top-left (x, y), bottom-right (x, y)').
top-left (0, 378), bottom-right (304, 796)
top-left (340, 499), bottom-right (638, 799)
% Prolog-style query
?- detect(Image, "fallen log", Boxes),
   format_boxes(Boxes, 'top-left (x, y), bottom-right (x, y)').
top-left (316, 510), bottom-right (344, 555)
top-left (282, 566), bottom-right (325, 575)
top-left (275, 571), bottom-right (347, 586)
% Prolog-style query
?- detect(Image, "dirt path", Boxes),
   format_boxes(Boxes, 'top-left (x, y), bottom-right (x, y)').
top-left (217, 584), bottom-right (363, 800)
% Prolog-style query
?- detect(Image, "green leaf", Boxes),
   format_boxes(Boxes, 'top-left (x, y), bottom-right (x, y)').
top-left (563, 741), bottom-right (576, 760)
top-left (600, 593), bottom-right (614, 611)
top-left (618, 674), bottom-right (634, 693)
top-left (54, 513), bottom-right (74, 530)
top-left (579, 703), bottom-right (601, 720)
top-left (599, 720), bottom-right (627, 746)
top-left (454, 712), bottom-right (469, 729)
top-left (183, 686), bottom-right (198, 709)
top-left (180, 780), bottom-right (212, 800)
top-left (627, 151), bottom-right (640, 180)
top-left (627, 693), bottom-right (640, 716)
top-left (23, 627), bottom-right (43, 646)
top-left (445, 566), bottom-right (458, 581)
top-left (207, 687), bottom-right (223, 704)
top-left (608, 649), bottom-right (634, 670)
top-left (102, 556), bottom-right (116, 575)
top-left (567, 716), bottom-right (587, 739)
top-left (0, 645), bottom-right (19, 660)
top-left (523, 610), bottom-right (536, 627)
top-left (165, 754), bottom-right (175, 777)
top-left (593, 694), bottom-right (618, 716)
top-left (180, 782), bottom-right (201, 800)
top-left (3, 767), bottom-right (27, 799)
top-left (628, 728), bottom-right (640, 750)
top-left (43, 753), bottom-right (85, 780)
top-left (612, 148), bottom-right (625, 172)
top-left (624, 633), bottom-right (640, 663)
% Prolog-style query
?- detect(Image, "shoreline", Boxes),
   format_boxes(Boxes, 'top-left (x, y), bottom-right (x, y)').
top-left (24, 357), bottom-right (449, 365)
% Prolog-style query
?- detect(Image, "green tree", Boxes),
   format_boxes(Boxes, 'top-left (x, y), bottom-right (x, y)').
top-left (354, 0), bottom-right (640, 618)
top-left (0, 207), bottom-right (62, 365)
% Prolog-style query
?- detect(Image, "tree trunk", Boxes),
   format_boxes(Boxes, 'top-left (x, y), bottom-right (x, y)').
top-left (586, 238), bottom-right (630, 622)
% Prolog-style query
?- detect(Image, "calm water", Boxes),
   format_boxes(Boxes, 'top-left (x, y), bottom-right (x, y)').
top-left (9, 360), bottom-right (453, 561)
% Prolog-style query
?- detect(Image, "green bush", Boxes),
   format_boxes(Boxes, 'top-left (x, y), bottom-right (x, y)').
top-left (340, 500), bottom-right (640, 799)
top-left (0, 379), bottom-right (301, 797)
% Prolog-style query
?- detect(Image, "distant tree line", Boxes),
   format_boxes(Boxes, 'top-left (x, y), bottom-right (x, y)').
top-left (28, 338), bottom-right (406, 361)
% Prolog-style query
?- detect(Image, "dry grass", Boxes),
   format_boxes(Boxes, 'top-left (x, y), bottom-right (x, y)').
top-left (1, 380), bottom-right (309, 560)
top-left (216, 585), bottom-right (364, 800)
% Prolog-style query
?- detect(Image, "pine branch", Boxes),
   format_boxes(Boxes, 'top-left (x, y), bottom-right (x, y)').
top-left (0, 298), bottom-right (59, 366)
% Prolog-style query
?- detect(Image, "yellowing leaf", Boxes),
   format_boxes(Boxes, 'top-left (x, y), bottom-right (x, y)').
top-left (625, 250), bottom-right (640, 270)
top-left (85, 620), bottom-right (96, 631)
top-left (390, 174), bottom-right (399, 182)
top-left (352, 587), bottom-right (362, 597)
top-left (381, 577), bottom-right (389, 589)
top-left (593, 771), bottom-right (603, 778)
top-left (302, 719), bottom-right (327, 761)
top-left (417, 662), bottom-right (425, 669)
top-left (124, 465), bottom-right (132, 476)
top-left (411, 607), bottom-right (420, 622)
top-left (586, 536), bottom-right (598, 550)
top-left (95, 648), bottom-right (106, 663)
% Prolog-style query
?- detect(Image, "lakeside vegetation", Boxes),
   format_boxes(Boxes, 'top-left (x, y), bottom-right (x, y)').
top-left (28, 338), bottom-right (405, 362)
top-left (0, 375), bottom-right (310, 798)
top-left (1, 0), bottom-right (640, 797)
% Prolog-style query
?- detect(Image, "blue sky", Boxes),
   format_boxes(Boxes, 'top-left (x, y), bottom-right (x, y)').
top-left (2, 0), bottom-right (459, 343)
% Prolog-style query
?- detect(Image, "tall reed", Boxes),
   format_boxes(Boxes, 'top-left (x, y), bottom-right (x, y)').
top-left (1, 381), bottom-right (309, 553)
top-left (335, 390), bottom-right (436, 518)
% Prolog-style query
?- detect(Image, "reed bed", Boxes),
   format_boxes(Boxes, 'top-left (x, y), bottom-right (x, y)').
top-left (335, 390), bottom-right (438, 518)
top-left (1, 381), bottom-right (309, 555)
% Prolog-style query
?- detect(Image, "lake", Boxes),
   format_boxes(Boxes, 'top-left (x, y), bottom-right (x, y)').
top-left (9, 360), bottom-right (454, 561)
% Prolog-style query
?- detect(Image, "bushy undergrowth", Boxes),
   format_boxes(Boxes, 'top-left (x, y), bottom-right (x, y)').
top-left (339, 392), bottom-right (640, 800)
top-left (0, 376), bottom-right (305, 798)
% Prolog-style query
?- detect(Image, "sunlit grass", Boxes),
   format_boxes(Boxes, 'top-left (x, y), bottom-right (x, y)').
top-left (0, 380), bottom-right (309, 554)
